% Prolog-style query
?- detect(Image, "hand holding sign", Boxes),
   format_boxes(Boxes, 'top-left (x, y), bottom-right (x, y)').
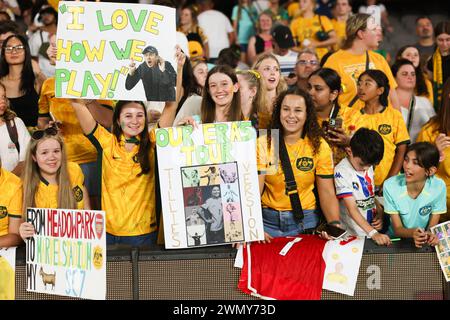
top-left (129, 58), bottom-right (136, 76)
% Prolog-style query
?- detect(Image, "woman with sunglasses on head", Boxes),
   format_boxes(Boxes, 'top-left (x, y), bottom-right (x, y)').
top-left (18, 125), bottom-right (90, 240)
top-left (0, 82), bottom-right (30, 176)
top-left (0, 34), bottom-right (46, 129)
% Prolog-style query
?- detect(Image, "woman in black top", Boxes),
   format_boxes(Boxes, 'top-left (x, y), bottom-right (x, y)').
top-left (0, 34), bottom-right (46, 128)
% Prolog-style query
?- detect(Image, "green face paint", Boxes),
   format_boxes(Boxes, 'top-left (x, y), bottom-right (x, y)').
top-left (120, 121), bottom-right (126, 130)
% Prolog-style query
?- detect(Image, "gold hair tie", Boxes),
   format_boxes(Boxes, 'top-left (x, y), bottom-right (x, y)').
top-left (249, 70), bottom-right (261, 79)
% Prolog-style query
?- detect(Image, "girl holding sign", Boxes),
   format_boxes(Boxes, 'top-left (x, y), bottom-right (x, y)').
top-left (257, 87), bottom-right (343, 240)
top-left (71, 99), bottom-right (178, 246)
top-left (18, 126), bottom-right (90, 240)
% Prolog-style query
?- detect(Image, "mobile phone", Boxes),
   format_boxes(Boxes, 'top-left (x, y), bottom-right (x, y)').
top-left (329, 117), bottom-right (343, 130)
top-left (317, 223), bottom-right (348, 239)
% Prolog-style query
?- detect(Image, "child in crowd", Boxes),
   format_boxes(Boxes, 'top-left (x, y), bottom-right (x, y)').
top-left (18, 126), bottom-right (90, 239)
top-left (346, 69), bottom-right (410, 191)
top-left (335, 128), bottom-right (391, 245)
top-left (384, 142), bottom-right (445, 248)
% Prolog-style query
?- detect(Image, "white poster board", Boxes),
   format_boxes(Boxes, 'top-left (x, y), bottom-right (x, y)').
top-left (156, 121), bottom-right (265, 249)
top-left (431, 221), bottom-right (450, 281)
top-left (56, 1), bottom-right (177, 101)
top-left (25, 208), bottom-right (106, 300)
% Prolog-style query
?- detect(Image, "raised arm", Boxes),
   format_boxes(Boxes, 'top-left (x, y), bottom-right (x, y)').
top-left (71, 100), bottom-right (97, 135)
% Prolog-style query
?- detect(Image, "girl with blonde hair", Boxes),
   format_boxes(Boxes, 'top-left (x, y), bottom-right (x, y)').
top-left (19, 127), bottom-right (89, 240)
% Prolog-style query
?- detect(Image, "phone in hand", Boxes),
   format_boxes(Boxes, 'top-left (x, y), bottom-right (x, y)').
top-left (316, 223), bottom-right (348, 239)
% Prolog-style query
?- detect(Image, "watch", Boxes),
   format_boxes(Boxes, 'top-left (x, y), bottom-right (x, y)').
top-left (368, 229), bottom-right (378, 238)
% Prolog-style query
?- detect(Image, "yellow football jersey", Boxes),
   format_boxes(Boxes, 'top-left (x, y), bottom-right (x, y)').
top-left (290, 14), bottom-right (334, 60)
top-left (86, 124), bottom-right (157, 236)
top-left (34, 162), bottom-right (85, 210)
top-left (331, 19), bottom-right (346, 50)
top-left (0, 168), bottom-right (23, 237)
top-left (258, 135), bottom-right (334, 211)
top-left (346, 107), bottom-right (410, 187)
top-left (38, 78), bottom-right (114, 164)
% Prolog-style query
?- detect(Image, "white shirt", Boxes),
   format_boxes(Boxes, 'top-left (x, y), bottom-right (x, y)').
top-left (335, 158), bottom-right (377, 237)
top-left (0, 117), bottom-right (31, 172)
top-left (28, 30), bottom-right (55, 78)
top-left (198, 10), bottom-right (234, 58)
top-left (400, 96), bottom-right (435, 143)
top-left (173, 94), bottom-right (202, 126)
top-left (274, 50), bottom-right (298, 77)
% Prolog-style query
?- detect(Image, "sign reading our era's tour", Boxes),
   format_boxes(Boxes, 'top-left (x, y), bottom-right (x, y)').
top-left (25, 208), bottom-right (106, 300)
top-left (56, 2), bottom-right (177, 101)
top-left (156, 121), bottom-right (265, 249)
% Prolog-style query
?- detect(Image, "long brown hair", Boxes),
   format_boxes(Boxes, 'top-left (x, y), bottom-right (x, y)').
top-left (201, 65), bottom-right (243, 123)
top-left (22, 135), bottom-right (77, 214)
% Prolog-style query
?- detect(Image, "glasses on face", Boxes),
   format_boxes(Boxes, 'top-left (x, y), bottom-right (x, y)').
top-left (296, 59), bottom-right (319, 66)
top-left (4, 45), bottom-right (25, 53)
top-left (31, 126), bottom-right (58, 140)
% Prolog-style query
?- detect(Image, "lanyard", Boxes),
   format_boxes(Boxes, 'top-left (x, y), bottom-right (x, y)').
top-left (406, 96), bottom-right (416, 133)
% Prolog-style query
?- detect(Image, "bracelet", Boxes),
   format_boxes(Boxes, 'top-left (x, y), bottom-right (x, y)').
top-left (368, 229), bottom-right (378, 238)
top-left (328, 220), bottom-right (342, 226)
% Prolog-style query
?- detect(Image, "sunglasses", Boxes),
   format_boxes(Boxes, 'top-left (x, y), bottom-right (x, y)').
top-left (31, 126), bottom-right (58, 140)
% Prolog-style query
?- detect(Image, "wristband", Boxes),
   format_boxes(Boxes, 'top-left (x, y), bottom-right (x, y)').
top-left (368, 229), bottom-right (378, 238)
top-left (328, 220), bottom-right (341, 226)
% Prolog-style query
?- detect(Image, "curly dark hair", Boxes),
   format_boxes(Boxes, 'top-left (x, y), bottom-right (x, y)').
top-left (270, 87), bottom-right (323, 155)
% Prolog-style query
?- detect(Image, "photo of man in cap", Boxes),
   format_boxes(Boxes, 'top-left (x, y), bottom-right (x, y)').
top-left (125, 45), bottom-right (176, 101)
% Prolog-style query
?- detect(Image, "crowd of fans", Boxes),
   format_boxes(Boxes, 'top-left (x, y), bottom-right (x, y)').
top-left (0, 0), bottom-right (449, 253)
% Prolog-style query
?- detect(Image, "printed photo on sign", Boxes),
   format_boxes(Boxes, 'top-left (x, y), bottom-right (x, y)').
top-left (431, 221), bottom-right (450, 282)
top-left (55, 2), bottom-right (176, 101)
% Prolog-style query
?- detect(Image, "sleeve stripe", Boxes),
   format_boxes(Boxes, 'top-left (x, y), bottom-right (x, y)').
top-left (38, 113), bottom-right (50, 117)
top-left (432, 211), bottom-right (447, 215)
top-left (85, 123), bottom-right (102, 153)
top-left (99, 104), bottom-right (114, 111)
top-left (317, 174), bottom-right (334, 179)
top-left (384, 211), bottom-right (399, 215)
top-left (8, 214), bottom-right (22, 218)
top-left (337, 193), bottom-right (353, 199)
top-left (396, 140), bottom-right (410, 146)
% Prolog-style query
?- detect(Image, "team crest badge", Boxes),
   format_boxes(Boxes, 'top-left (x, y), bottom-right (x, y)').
top-left (95, 214), bottom-right (104, 240)
top-left (378, 124), bottom-right (392, 135)
top-left (0, 206), bottom-right (7, 219)
top-left (72, 186), bottom-right (84, 202)
top-left (419, 205), bottom-right (432, 216)
top-left (296, 157), bottom-right (314, 171)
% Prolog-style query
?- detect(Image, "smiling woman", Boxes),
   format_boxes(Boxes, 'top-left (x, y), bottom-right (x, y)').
top-left (257, 87), bottom-right (342, 241)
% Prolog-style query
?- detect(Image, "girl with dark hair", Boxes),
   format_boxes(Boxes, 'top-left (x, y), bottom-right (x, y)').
top-left (307, 67), bottom-right (350, 163)
top-left (391, 59), bottom-right (435, 143)
top-left (178, 65), bottom-right (243, 125)
top-left (257, 87), bottom-right (342, 240)
top-left (346, 69), bottom-right (410, 191)
top-left (427, 21), bottom-right (450, 110)
top-left (395, 45), bottom-right (433, 105)
top-left (0, 34), bottom-right (46, 128)
top-left (417, 78), bottom-right (450, 222)
top-left (384, 142), bottom-right (445, 247)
